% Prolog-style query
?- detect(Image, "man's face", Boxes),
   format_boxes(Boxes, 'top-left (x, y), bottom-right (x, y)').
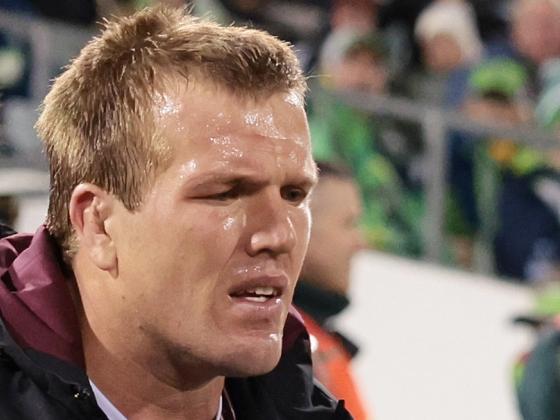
top-left (301, 176), bottom-right (364, 295)
top-left (422, 33), bottom-right (463, 74)
top-left (106, 83), bottom-right (316, 379)
top-left (333, 50), bottom-right (388, 94)
top-left (512, 0), bottom-right (560, 64)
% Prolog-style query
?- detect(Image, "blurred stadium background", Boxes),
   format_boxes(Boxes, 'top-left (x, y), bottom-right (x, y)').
top-left (2, 1), bottom-right (560, 419)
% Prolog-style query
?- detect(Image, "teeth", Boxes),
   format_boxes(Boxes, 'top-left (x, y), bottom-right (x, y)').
top-left (231, 286), bottom-right (279, 301)
top-left (246, 286), bottom-right (275, 296)
top-left (244, 296), bottom-right (268, 303)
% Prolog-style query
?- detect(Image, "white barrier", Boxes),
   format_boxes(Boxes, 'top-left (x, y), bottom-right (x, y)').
top-left (14, 194), bottom-right (48, 234)
top-left (338, 252), bottom-right (535, 420)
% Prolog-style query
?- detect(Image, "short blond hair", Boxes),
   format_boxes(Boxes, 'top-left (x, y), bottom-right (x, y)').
top-left (36, 6), bottom-right (306, 260)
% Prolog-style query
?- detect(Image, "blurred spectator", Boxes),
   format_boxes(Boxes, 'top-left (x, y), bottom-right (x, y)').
top-left (294, 161), bottom-right (369, 420)
top-left (309, 30), bottom-right (423, 255)
top-left (453, 57), bottom-right (560, 281)
top-left (377, 0), bottom-right (509, 69)
top-left (330, 0), bottom-right (378, 33)
top-left (0, 2), bottom-right (36, 109)
top-left (0, 1), bottom-right (98, 160)
top-left (0, 33), bottom-right (30, 99)
top-left (535, 57), bottom-right (560, 138)
top-left (518, 320), bottom-right (560, 420)
top-left (514, 284), bottom-right (560, 420)
top-left (415, 0), bottom-right (482, 75)
top-left (410, 2), bottom-right (518, 268)
top-left (0, 27), bottom-right (33, 157)
top-left (318, 29), bottom-right (388, 94)
top-left (410, 0), bottom-right (483, 106)
top-left (509, 0), bottom-right (560, 121)
top-left (535, 60), bottom-right (560, 189)
top-left (511, 0), bottom-right (560, 69)
top-left (376, 0), bottom-right (436, 78)
top-left (445, 59), bottom-right (529, 269)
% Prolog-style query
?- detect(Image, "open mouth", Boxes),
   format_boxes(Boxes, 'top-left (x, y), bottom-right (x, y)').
top-left (230, 286), bottom-right (281, 303)
top-left (227, 274), bottom-right (287, 306)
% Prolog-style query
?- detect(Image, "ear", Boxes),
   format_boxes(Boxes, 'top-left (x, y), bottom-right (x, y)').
top-left (69, 183), bottom-right (118, 276)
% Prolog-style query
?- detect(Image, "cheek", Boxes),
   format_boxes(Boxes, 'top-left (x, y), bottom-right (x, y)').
top-left (295, 208), bottom-right (312, 247)
top-left (170, 201), bottom-right (246, 239)
top-left (182, 207), bottom-right (246, 266)
top-left (138, 206), bottom-right (245, 279)
top-left (135, 210), bottom-right (248, 313)
top-left (287, 208), bottom-right (312, 274)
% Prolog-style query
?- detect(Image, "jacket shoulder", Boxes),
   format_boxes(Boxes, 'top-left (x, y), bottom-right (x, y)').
top-left (0, 317), bottom-right (106, 420)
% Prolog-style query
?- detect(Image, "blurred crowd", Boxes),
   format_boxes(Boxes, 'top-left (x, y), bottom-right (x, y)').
top-left (0, 1), bottom-right (560, 419)
top-left (306, 0), bottom-right (560, 288)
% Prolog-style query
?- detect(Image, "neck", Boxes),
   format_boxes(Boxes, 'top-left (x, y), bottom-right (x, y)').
top-left (76, 305), bottom-right (224, 420)
top-left (84, 322), bottom-right (224, 419)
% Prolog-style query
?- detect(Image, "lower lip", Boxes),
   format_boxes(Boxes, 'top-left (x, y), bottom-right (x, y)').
top-left (227, 296), bottom-right (285, 320)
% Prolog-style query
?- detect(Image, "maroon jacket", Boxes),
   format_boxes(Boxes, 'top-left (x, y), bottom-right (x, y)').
top-left (0, 226), bottom-right (351, 419)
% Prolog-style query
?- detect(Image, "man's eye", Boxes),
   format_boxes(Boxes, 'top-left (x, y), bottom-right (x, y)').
top-left (281, 186), bottom-right (307, 204)
top-left (210, 188), bottom-right (239, 201)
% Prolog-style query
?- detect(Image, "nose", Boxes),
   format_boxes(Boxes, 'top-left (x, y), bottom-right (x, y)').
top-left (246, 194), bottom-right (297, 257)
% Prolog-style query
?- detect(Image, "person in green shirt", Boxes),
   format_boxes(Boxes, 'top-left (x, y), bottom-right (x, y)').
top-left (309, 29), bottom-right (423, 256)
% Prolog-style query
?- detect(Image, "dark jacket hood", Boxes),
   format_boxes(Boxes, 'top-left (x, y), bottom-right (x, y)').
top-left (0, 226), bottom-right (83, 367)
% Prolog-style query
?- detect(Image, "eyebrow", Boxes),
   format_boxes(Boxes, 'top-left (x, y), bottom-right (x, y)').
top-left (183, 167), bottom-right (318, 190)
top-left (183, 171), bottom-right (267, 189)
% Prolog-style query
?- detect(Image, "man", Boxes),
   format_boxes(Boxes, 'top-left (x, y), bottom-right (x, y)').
top-left (511, 0), bottom-right (560, 68)
top-left (294, 162), bottom-right (369, 419)
top-left (310, 30), bottom-right (423, 257)
top-left (0, 7), bottom-right (351, 419)
top-left (517, 314), bottom-right (560, 420)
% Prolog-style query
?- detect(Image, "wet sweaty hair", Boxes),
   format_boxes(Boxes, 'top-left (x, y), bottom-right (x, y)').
top-left (36, 6), bottom-right (307, 262)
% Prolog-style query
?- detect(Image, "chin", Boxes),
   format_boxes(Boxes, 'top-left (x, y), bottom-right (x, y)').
top-left (219, 335), bottom-right (283, 377)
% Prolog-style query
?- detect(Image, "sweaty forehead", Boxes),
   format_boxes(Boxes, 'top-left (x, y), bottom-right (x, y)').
top-left (155, 82), bottom-right (314, 176)
top-left (156, 82), bottom-right (307, 139)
